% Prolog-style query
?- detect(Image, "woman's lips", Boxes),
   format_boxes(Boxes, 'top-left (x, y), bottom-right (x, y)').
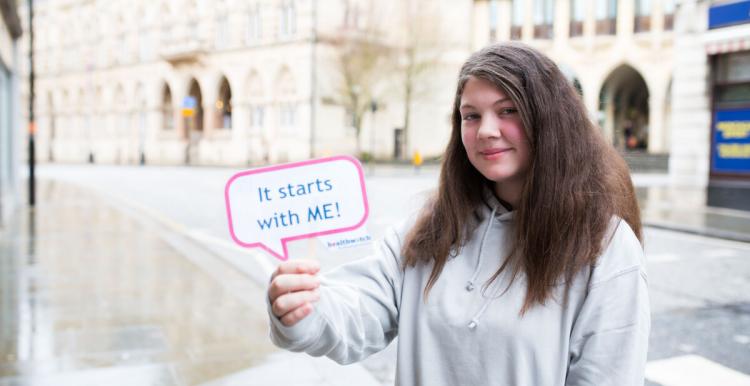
top-left (480, 148), bottom-right (512, 159)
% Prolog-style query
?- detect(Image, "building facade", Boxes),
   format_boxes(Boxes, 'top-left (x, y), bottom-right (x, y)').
top-left (473, 0), bottom-right (676, 156)
top-left (22, 0), bottom-right (680, 167)
top-left (20, 0), bottom-right (470, 166)
top-left (0, 0), bottom-right (22, 227)
top-left (676, 0), bottom-right (750, 210)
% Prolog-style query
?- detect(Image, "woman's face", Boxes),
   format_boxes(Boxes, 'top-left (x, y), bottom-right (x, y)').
top-left (459, 76), bottom-right (531, 191)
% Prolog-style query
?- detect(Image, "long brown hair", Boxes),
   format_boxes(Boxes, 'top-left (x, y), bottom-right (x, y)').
top-left (401, 42), bottom-right (642, 314)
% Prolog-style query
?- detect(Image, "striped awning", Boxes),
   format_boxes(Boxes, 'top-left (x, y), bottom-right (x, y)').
top-left (706, 37), bottom-right (750, 55)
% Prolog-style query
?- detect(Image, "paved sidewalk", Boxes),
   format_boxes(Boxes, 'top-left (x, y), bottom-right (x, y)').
top-left (0, 180), bottom-right (381, 386)
top-left (632, 174), bottom-right (750, 243)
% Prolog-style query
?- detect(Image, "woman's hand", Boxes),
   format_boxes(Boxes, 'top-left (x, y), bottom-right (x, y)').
top-left (268, 259), bottom-right (321, 327)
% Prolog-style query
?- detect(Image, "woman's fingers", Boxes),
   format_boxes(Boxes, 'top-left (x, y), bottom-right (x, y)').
top-left (272, 289), bottom-right (321, 319)
top-left (268, 273), bottom-right (320, 302)
top-left (280, 302), bottom-right (314, 327)
top-left (267, 259), bottom-right (322, 327)
top-left (274, 259), bottom-right (320, 277)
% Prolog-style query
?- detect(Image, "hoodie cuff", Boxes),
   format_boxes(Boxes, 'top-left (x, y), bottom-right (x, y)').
top-left (266, 292), bottom-right (325, 348)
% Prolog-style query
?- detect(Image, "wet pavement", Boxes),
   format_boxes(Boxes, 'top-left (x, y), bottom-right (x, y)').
top-left (634, 175), bottom-right (750, 243)
top-left (0, 181), bottom-right (277, 385)
top-left (2, 165), bottom-right (749, 385)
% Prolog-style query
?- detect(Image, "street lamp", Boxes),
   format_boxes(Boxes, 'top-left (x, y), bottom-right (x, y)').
top-left (27, 0), bottom-right (35, 206)
top-left (369, 100), bottom-right (378, 174)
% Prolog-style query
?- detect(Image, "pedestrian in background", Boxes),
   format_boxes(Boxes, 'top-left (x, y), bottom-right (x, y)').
top-left (266, 42), bottom-right (650, 386)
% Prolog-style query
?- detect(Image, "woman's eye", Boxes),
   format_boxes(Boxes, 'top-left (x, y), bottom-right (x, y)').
top-left (499, 108), bottom-right (517, 115)
top-left (462, 114), bottom-right (479, 121)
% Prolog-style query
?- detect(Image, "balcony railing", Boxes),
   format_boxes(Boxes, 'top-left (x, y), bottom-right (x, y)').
top-left (596, 18), bottom-right (616, 35)
top-left (534, 23), bottom-right (553, 39)
top-left (634, 15), bottom-right (651, 33)
top-left (570, 20), bottom-right (584, 37)
top-left (664, 14), bottom-right (674, 31)
top-left (510, 25), bottom-right (522, 40)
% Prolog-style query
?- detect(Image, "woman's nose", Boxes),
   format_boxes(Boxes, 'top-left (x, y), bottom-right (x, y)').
top-left (477, 115), bottom-right (501, 139)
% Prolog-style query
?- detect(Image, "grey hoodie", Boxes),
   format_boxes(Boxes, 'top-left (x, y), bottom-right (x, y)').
top-left (268, 194), bottom-right (650, 386)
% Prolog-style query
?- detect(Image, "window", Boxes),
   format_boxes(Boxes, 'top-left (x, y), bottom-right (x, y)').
top-left (279, 1), bottom-right (296, 37)
top-left (280, 103), bottom-right (296, 128)
top-left (663, 0), bottom-right (675, 31)
top-left (343, 1), bottom-right (362, 29)
top-left (215, 14), bottom-right (229, 49)
top-left (596, 0), bottom-right (617, 35)
top-left (534, 0), bottom-right (554, 39)
top-left (162, 85), bottom-right (173, 131)
top-left (570, 0), bottom-right (584, 37)
top-left (250, 105), bottom-right (265, 130)
top-left (634, 0), bottom-right (651, 33)
top-left (246, 3), bottom-right (262, 44)
top-left (138, 29), bottom-right (152, 62)
top-left (511, 0), bottom-right (523, 40)
top-left (489, 0), bottom-right (498, 42)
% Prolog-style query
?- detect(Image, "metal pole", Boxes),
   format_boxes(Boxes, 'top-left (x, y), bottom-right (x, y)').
top-left (309, 0), bottom-right (317, 159)
top-left (28, 0), bottom-right (35, 206)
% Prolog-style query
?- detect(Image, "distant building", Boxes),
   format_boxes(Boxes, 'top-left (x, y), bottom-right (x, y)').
top-left (0, 0), bottom-right (22, 226)
top-left (675, 0), bottom-right (750, 210)
top-left (28, 0), bottom-right (747, 208)
top-left (474, 0), bottom-right (676, 157)
top-left (20, 0), bottom-right (469, 166)
top-left (22, 0), bottom-right (677, 168)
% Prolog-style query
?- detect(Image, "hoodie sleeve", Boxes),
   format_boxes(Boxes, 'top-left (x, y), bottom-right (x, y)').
top-left (565, 221), bottom-right (651, 386)
top-left (267, 226), bottom-right (404, 365)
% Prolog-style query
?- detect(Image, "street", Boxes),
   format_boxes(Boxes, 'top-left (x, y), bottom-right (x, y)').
top-left (1, 163), bottom-right (749, 386)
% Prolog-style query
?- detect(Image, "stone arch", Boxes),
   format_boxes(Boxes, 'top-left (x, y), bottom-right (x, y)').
top-left (134, 83), bottom-right (147, 164)
top-left (187, 77), bottom-right (204, 137)
top-left (113, 84), bottom-right (128, 163)
top-left (558, 62), bottom-right (584, 98)
top-left (215, 75), bottom-right (233, 129)
top-left (662, 76), bottom-right (672, 152)
top-left (161, 81), bottom-right (174, 131)
top-left (598, 64), bottom-right (650, 152)
top-left (275, 66), bottom-right (297, 132)
top-left (45, 91), bottom-right (56, 162)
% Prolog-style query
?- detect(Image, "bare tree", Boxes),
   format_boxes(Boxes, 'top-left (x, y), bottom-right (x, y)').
top-left (397, 0), bottom-right (444, 160)
top-left (325, 0), bottom-right (394, 158)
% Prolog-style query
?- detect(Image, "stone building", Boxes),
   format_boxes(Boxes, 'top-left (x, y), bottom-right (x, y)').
top-left (0, 0), bottom-right (22, 226)
top-left (21, 0), bottom-right (680, 168)
top-left (674, 0), bottom-right (750, 210)
top-left (20, 0), bottom-right (469, 166)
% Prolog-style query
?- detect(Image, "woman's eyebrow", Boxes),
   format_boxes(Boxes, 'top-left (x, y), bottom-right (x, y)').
top-left (460, 98), bottom-right (512, 110)
top-left (492, 97), bottom-right (512, 105)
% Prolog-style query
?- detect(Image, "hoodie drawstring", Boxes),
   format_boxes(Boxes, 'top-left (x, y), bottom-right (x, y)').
top-left (465, 206), bottom-right (496, 292)
top-left (466, 206), bottom-right (499, 330)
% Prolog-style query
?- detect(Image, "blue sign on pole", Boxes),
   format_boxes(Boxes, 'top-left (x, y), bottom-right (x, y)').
top-left (182, 96), bottom-right (197, 110)
top-left (712, 109), bottom-right (750, 174)
top-left (709, 0), bottom-right (750, 29)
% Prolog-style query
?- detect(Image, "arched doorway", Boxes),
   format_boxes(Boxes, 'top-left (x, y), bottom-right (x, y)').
top-left (186, 78), bottom-right (204, 164)
top-left (134, 83), bottom-right (147, 165)
top-left (599, 65), bottom-right (650, 151)
top-left (162, 83), bottom-right (174, 131)
top-left (47, 92), bottom-right (55, 162)
top-left (558, 63), bottom-right (584, 98)
top-left (216, 76), bottom-right (232, 129)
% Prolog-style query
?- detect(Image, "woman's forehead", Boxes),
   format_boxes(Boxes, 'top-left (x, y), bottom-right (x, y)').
top-left (460, 77), bottom-right (512, 106)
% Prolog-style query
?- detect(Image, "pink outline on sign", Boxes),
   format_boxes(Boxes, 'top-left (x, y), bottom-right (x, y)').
top-left (224, 155), bottom-right (370, 261)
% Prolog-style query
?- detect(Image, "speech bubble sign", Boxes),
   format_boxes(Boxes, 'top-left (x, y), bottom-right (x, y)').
top-left (225, 155), bottom-right (369, 261)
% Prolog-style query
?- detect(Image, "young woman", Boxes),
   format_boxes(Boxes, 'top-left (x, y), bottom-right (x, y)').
top-left (266, 43), bottom-right (650, 386)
